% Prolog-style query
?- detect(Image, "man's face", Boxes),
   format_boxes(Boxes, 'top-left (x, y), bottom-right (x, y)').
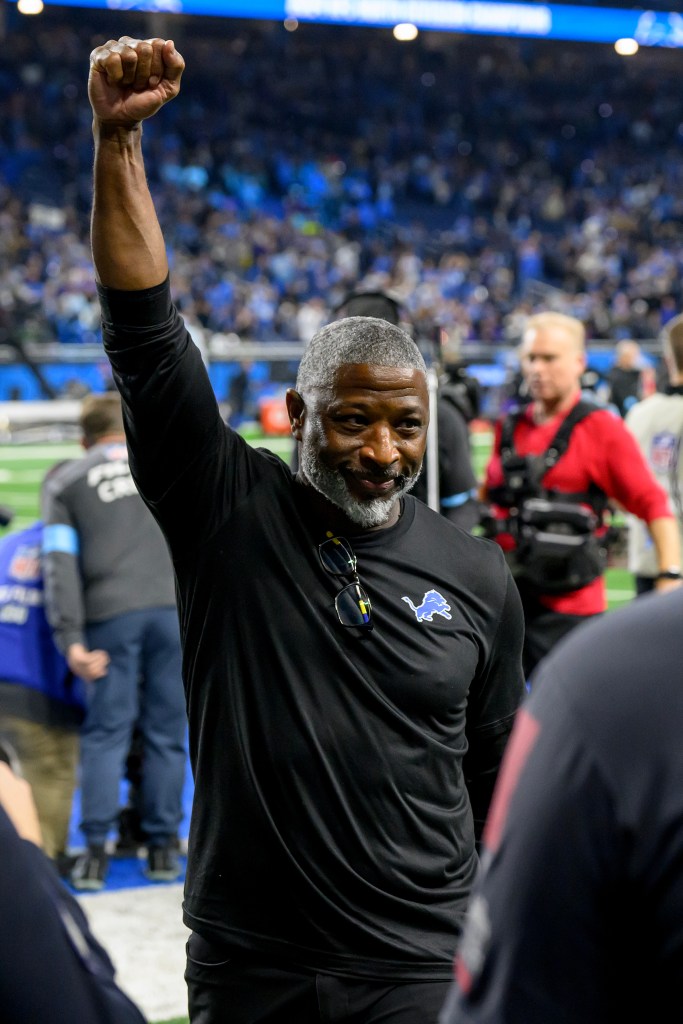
top-left (520, 325), bottom-right (586, 409)
top-left (295, 364), bottom-right (429, 529)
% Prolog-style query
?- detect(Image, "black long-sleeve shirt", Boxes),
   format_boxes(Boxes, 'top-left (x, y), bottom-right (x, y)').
top-left (100, 278), bottom-right (524, 980)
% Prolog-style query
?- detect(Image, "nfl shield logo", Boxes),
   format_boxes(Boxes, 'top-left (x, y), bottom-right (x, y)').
top-left (651, 432), bottom-right (677, 474)
top-left (9, 545), bottom-right (40, 582)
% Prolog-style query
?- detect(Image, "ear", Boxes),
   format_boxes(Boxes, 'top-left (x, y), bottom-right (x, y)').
top-left (285, 389), bottom-right (306, 441)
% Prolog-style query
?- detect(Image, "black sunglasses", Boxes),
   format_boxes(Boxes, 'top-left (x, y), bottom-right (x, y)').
top-left (318, 535), bottom-right (373, 631)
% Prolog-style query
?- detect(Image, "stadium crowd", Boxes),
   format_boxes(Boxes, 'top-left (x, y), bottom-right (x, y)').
top-left (2, 15), bottom-right (683, 1023)
top-left (0, 13), bottom-right (683, 357)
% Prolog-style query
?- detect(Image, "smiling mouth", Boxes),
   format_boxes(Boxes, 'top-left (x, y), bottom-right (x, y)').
top-left (354, 476), bottom-right (401, 496)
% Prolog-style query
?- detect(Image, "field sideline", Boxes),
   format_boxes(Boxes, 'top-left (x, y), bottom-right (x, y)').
top-left (0, 431), bottom-right (635, 609)
top-left (0, 432), bottom-right (635, 1024)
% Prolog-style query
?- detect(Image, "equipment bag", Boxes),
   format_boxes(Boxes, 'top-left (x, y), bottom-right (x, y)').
top-left (494, 401), bottom-right (609, 594)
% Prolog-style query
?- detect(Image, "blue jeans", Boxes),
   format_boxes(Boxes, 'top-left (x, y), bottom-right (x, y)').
top-left (81, 607), bottom-right (186, 847)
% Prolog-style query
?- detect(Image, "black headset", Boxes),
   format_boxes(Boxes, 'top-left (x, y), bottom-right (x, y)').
top-left (332, 290), bottom-right (405, 329)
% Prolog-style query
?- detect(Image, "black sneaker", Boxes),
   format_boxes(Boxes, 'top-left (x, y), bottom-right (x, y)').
top-left (145, 843), bottom-right (182, 882)
top-left (54, 851), bottom-right (80, 880)
top-left (114, 806), bottom-right (146, 857)
top-left (70, 846), bottom-right (109, 891)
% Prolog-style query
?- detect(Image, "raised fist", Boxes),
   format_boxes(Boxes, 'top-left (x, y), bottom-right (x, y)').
top-left (88, 36), bottom-right (184, 127)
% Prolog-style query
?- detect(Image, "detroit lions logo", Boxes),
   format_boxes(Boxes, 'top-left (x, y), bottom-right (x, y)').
top-left (402, 590), bottom-right (452, 623)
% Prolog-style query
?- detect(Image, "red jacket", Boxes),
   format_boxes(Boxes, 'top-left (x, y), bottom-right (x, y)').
top-left (485, 395), bottom-right (673, 614)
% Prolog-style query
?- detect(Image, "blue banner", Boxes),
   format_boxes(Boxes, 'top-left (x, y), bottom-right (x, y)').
top-left (10, 1), bottom-right (683, 49)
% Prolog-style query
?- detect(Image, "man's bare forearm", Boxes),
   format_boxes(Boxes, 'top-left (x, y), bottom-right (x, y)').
top-left (92, 122), bottom-right (168, 290)
top-left (88, 36), bottom-right (184, 292)
top-left (649, 515), bottom-right (683, 592)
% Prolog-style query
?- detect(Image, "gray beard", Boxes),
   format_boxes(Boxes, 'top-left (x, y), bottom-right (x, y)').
top-left (299, 425), bottom-right (421, 529)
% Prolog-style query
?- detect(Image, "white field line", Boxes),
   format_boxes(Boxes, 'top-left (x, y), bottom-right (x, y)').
top-left (0, 492), bottom-right (42, 507)
top-left (0, 470), bottom-right (50, 483)
top-left (0, 445), bottom-right (81, 460)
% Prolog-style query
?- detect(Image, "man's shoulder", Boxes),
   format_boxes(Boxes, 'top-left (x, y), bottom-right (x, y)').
top-left (86, 441), bottom-right (129, 464)
top-left (410, 497), bottom-right (506, 568)
top-left (573, 403), bottom-right (626, 438)
top-left (627, 392), bottom-right (682, 423)
top-left (532, 589), bottom-right (683, 769)
top-left (538, 589), bottom-right (683, 694)
top-left (55, 443), bottom-right (128, 479)
top-left (504, 399), bottom-right (605, 442)
top-left (42, 457), bottom-right (84, 497)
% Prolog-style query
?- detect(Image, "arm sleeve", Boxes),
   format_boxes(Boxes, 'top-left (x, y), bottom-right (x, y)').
top-left (1, 806), bottom-right (147, 1024)
top-left (463, 557), bottom-right (525, 841)
top-left (590, 414), bottom-right (673, 522)
top-left (99, 279), bottom-right (274, 553)
top-left (99, 279), bottom-right (218, 503)
top-left (41, 479), bottom-right (86, 654)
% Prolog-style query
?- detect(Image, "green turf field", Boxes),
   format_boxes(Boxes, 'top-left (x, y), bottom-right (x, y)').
top-left (0, 432), bottom-right (635, 609)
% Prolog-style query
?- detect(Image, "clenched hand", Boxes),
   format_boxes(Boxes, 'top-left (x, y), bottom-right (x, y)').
top-left (88, 36), bottom-right (184, 127)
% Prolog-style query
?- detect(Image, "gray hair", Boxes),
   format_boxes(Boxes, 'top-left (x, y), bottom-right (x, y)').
top-left (296, 316), bottom-right (426, 392)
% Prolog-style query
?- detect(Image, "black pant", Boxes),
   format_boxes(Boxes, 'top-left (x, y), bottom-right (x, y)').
top-left (185, 933), bottom-right (451, 1024)
top-left (521, 594), bottom-right (600, 682)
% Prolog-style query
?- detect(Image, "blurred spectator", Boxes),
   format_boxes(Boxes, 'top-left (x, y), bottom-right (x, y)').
top-left (0, 509), bottom-right (85, 874)
top-left (0, 761), bottom-right (147, 1024)
top-left (626, 314), bottom-right (683, 594)
top-left (440, 587), bottom-right (683, 1024)
top-left (41, 394), bottom-right (186, 890)
top-left (225, 360), bottom-right (254, 427)
top-left (482, 311), bottom-right (680, 678)
top-left (606, 339), bottom-right (643, 417)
